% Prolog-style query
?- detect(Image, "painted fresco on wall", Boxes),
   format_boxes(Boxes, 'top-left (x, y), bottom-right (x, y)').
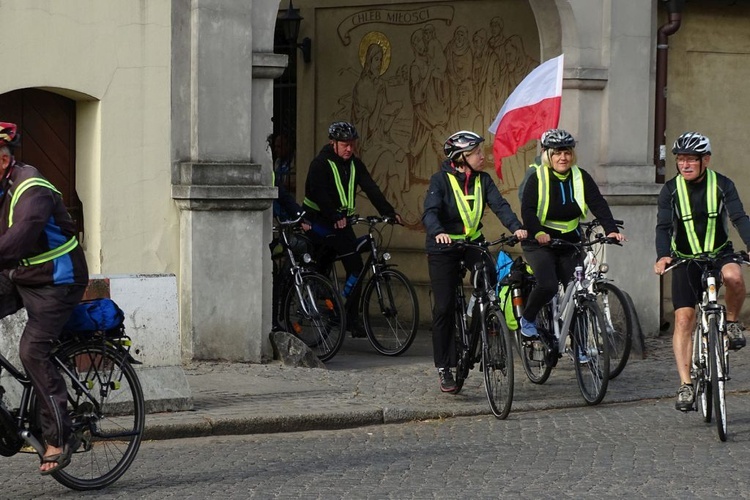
top-left (317, 2), bottom-right (539, 229)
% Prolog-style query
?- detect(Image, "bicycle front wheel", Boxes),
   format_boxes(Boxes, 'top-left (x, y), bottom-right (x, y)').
top-left (483, 307), bottom-right (514, 419)
top-left (47, 340), bottom-right (144, 490)
top-left (362, 269), bottom-right (419, 356)
top-left (708, 315), bottom-right (728, 441)
top-left (573, 299), bottom-right (610, 405)
top-left (284, 273), bottom-right (345, 362)
top-left (517, 302), bottom-right (554, 384)
top-left (693, 324), bottom-right (712, 422)
top-left (595, 282), bottom-right (633, 379)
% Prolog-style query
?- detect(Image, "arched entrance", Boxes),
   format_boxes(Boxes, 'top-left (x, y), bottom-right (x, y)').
top-left (0, 88), bottom-right (83, 236)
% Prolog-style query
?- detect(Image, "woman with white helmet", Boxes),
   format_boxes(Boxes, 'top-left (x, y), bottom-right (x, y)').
top-left (422, 130), bottom-right (527, 393)
top-left (518, 129), bottom-right (625, 344)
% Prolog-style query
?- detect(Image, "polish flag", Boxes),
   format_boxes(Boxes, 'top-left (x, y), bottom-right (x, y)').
top-left (488, 54), bottom-right (564, 180)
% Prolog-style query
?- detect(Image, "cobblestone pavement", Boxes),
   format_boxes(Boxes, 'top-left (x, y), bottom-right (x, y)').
top-left (6, 394), bottom-right (750, 498)
top-left (142, 332), bottom-right (750, 440)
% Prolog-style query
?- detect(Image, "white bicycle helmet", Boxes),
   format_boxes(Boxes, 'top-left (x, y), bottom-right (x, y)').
top-left (540, 128), bottom-right (576, 149)
top-left (672, 132), bottom-right (711, 156)
top-left (444, 130), bottom-right (484, 161)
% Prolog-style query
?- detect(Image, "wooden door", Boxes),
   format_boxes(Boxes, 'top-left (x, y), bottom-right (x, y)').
top-left (0, 89), bottom-right (83, 237)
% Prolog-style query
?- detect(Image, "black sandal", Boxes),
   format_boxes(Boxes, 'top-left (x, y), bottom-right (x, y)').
top-left (39, 433), bottom-right (80, 476)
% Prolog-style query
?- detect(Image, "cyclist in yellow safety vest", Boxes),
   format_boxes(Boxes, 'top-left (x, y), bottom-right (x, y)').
top-left (0, 122), bottom-right (89, 475)
top-left (519, 129), bottom-right (625, 344)
top-left (303, 121), bottom-right (402, 337)
top-left (422, 130), bottom-right (527, 394)
top-left (654, 132), bottom-right (750, 411)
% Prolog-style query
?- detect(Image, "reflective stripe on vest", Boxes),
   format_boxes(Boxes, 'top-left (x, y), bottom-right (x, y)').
top-left (535, 164), bottom-right (587, 233)
top-left (446, 173), bottom-right (483, 240)
top-left (9, 177), bottom-right (79, 267)
top-left (673, 168), bottom-right (722, 257)
top-left (303, 160), bottom-right (356, 215)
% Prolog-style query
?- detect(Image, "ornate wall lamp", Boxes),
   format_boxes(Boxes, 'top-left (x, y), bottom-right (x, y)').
top-left (279, 0), bottom-right (312, 63)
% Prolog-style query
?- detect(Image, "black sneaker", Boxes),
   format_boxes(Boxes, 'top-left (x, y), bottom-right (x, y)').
top-left (727, 322), bottom-right (746, 351)
top-left (438, 368), bottom-right (457, 393)
top-left (675, 383), bottom-right (694, 411)
top-left (349, 321), bottom-right (367, 338)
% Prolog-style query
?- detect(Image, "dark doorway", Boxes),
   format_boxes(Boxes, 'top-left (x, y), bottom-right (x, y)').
top-left (0, 89), bottom-right (83, 237)
top-left (273, 10), bottom-right (298, 196)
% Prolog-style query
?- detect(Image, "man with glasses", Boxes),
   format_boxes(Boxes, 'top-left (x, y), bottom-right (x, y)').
top-left (654, 132), bottom-right (750, 411)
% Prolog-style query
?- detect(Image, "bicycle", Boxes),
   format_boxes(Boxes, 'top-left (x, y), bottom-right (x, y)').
top-left (451, 236), bottom-right (516, 419)
top-left (580, 219), bottom-right (635, 378)
top-left (663, 251), bottom-right (748, 442)
top-left (513, 236), bottom-right (614, 405)
top-left (275, 213), bottom-right (346, 362)
top-left (323, 215), bottom-right (419, 356)
top-left (0, 302), bottom-right (144, 490)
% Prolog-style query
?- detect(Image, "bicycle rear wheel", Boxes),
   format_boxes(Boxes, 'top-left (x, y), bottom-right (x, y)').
top-left (708, 315), bottom-right (728, 441)
top-left (483, 307), bottom-right (514, 419)
top-left (362, 269), bottom-right (419, 356)
top-left (517, 302), bottom-right (554, 384)
top-left (47, 340), bottom-right (144, 490)
top-left (284, 273), bottom-right (345, 362)
top-left (573, 299), bottom-right (610, 405)
top-left (595, 282), bottom-right (633, 379)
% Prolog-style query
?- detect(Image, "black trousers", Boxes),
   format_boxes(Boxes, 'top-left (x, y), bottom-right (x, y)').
top-left (521, 244), bottom-right (580, 322)
top-left (428, 248), bottom-right (496, 369)
top-left (308, 225), bottom-right (364, 324)
top-left (0, 280), bottom-right (85, 447)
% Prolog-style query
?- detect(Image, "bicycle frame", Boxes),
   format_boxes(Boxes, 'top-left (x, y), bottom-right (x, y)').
top-left (327, 215), bottom-right (397, 305)
top-left (453, 237), bottom-right (515, 375)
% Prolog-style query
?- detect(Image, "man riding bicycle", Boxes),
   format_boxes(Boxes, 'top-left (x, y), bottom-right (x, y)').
top-left (0, 122), bottom-right (89, 474)
top-left (303, 121), bottom-right (402, 337)
top-left (654, 132), bottom-right (750, 411)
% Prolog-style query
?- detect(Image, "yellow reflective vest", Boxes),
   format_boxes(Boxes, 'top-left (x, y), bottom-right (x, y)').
top-left (446, 173), bottom-right (483, 241)
top-left (534, 164), bottom-right (587, 233)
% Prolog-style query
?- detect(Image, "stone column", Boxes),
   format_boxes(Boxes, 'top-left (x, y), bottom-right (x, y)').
top-left (171, 0), bottom-right (287, 362)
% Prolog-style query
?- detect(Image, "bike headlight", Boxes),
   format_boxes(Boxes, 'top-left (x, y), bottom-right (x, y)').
top-left (487, 289), bottom-right (497, 302)
top-left (302, 253), bottom-right (312, 264)
top-left (581, 278), bottom-right (591, 289)
top-left (383, 252), bottom-right (391, 261)
top-left (598, 263), bottom-right (609, 274)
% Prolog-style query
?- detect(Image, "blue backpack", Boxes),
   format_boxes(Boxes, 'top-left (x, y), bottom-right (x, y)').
top-left (64, 298), bottom-right (125, 332)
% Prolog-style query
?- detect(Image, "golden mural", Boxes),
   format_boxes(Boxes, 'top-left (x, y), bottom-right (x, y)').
top-left (323, 1), bottom-right (540, 229)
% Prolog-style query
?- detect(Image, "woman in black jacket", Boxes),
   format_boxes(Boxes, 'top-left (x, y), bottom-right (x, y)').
top-left (422, 130), bottom-right (526, 393)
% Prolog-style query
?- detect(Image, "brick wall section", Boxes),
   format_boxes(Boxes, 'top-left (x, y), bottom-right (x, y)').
top-left (81, 277), bottom-right (111, 300)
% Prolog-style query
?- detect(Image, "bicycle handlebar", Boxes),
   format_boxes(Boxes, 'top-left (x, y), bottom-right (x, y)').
top-left (346, 214), bottom-right (401, 226)
top-left (579, 218), bottom-right (625, 233)
top-left (274, 211), bottom-right (308, 229)
top-left (662, 251), bottom-right (750, 274)
top-left (451, 234), bottom-right (520, 251)
top-left (526, 233), bottom-right (621, 252)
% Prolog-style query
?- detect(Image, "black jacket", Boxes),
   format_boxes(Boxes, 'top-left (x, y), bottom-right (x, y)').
top-left (656, 169), bottom-right (750, 259)
top-left (422, 160), bottom-right (522, 254)
top-left (303, 144), bottom-right (395, 226)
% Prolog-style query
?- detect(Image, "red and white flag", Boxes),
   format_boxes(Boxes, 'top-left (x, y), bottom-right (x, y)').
top-left (488, 54), bottom-right (564, 180)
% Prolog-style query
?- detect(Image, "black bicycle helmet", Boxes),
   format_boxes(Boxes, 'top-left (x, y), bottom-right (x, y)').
top-left (672, 132), bottom-right (711, 156)
top-left (0, 122), bottom-right (20, 150)
top-left (328, 121), bottom-right (359, 141)
top-left (540, 128), bottom-right (576, 149)
top-left (444, 130), bottom-right (484, 161)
